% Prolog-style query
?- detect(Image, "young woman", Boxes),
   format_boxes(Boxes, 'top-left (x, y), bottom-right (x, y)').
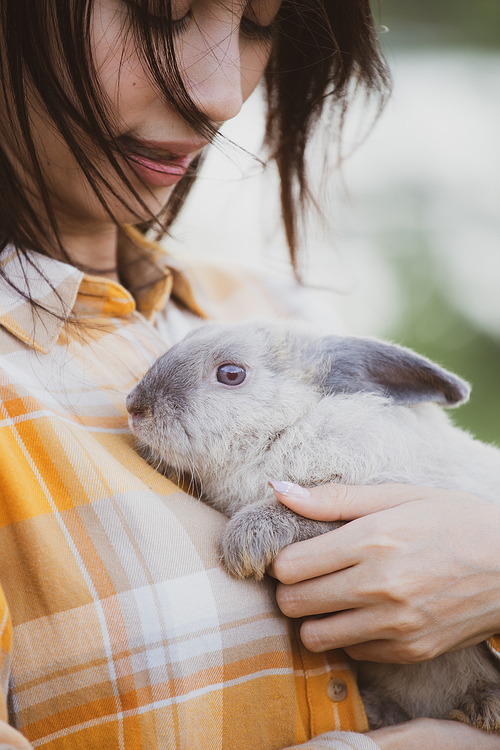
top-left (0, 1), bottom-right (499, 749)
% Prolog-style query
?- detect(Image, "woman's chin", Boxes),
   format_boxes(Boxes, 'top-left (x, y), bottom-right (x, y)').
top-left (103, 185), bottom-right (176, 227)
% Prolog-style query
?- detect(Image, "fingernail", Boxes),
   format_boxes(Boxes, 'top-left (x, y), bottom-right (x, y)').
top-left (268, 480), bottom-right (310, 498)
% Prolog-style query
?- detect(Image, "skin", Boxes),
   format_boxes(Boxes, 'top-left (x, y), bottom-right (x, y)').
top-left (366, 718), bottom-right (500, 749)
top-left (0, 720), bottom-right (33, 749)
top-left (270, 483), bottom-right (500, 748)
top-left (2, 0), bottom-right (279, 279)
top-left (0, 0), bottom-right (278, 745)
top-left (2, 1), bottom-right (498, 747)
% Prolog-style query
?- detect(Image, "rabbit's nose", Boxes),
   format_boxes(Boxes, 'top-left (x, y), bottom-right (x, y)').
top-left (126, 399), bottom-right (152, 438)
top-left (125, 390), bottom-right (151, 419)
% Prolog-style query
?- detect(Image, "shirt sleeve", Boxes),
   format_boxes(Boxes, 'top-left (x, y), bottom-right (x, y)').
top-left (487, 636), bottom-right (500, 660)
top-left (284, 731), bottom-right (381, 750)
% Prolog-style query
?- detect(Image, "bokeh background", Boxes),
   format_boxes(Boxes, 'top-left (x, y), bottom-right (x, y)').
top-left (168, 2), bottom-right (500, 444)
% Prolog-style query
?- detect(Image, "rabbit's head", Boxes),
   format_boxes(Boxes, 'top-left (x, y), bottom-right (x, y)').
top-left (126, 320), bottom-right (469, 512)
top-left (126, 321), bottom-right (323, 474)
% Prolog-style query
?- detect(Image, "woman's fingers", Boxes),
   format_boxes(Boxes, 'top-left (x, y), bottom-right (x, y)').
top-left (298, 606), bottom-right (493, 662)
top-left (269, 522), bottom-right (364, 583)
top-left (275, 567), bottom-right (368, 617)
top-left (269, 483), bottom-right (500, 661)
top-left (270, 501), bottom-right (407, 584)
top-left (298, 609), bottom-right (438, 662)
top-left (270, 481), bottom-right (438, 522)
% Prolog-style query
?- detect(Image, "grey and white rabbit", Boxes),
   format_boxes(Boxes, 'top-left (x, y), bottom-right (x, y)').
top-left (126, 319), bottom-right (500, 733)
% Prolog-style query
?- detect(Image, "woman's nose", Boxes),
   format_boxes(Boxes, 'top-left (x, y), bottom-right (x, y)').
top-left (181, 18), bottom-right (245, 125)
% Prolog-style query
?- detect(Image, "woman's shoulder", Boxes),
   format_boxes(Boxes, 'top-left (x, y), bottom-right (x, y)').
top-left (156, 253), bottom-right (347, 343)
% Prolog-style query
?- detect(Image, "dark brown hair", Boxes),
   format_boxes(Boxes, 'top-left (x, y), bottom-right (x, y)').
top-left (0, 0), bottom-right (390, 280)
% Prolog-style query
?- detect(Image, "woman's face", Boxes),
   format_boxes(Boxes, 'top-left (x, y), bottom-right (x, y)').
top-left (9, 0), bottom-right (281, 241)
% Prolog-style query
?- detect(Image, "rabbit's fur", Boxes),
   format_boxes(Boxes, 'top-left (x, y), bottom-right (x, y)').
top-left (127, 319), bottom-right (500, 732)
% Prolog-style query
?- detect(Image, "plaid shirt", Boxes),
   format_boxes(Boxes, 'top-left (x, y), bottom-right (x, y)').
top-left (0, 230), bottom-right (388, 750)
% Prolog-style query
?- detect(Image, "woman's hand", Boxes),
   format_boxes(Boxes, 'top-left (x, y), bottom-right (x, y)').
top-left (367, 718), bottom-right (500, 749)
top-left (269, 483), bottom-right (500, 662)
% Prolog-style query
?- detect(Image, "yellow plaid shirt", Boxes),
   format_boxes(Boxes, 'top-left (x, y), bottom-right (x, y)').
top-left (0, 230), bottom-right (408, 750)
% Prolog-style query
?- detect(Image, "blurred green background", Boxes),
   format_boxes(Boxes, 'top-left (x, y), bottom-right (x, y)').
top-left (372, 0), bottom-right (500, 48)
top-left (369, 215), bottom-right (500, 446)
top-left (174, 0), bottom-right (500, 447)
top-left (366, 1), bottom-right (500, 444)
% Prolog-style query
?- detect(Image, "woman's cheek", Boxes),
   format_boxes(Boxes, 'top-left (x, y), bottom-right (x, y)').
top-left (239, 43), bottom-right (273, 101)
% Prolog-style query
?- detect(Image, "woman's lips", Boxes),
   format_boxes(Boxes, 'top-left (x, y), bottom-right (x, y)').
top-left (125, 151), bottom-right (191, 187)
top-left (119, 137), bottom-right (198, 188)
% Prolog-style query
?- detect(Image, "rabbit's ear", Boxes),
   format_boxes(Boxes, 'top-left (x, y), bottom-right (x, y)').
top-left (316, 336), bottom-right (470, 407)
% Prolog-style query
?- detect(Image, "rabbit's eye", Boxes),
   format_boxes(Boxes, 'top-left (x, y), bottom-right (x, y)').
top-left (216, 364), bottom-right (246, 386)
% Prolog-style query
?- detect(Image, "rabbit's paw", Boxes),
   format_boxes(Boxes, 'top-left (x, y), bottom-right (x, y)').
top-left (449, 684), bottom-right (500, 734)
top-left (220, 502), bottom-right (299, 580)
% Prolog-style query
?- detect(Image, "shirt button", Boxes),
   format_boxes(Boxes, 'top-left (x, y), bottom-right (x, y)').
top-left (326, 677), bottom-right (348, 702)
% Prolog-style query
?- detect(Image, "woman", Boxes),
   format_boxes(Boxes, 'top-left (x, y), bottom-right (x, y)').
top-left (0, 1), bottom-right (498, 748)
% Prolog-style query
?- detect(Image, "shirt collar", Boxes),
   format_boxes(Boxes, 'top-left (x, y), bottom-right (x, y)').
top-left (0, 229), bottom-right (206, 354)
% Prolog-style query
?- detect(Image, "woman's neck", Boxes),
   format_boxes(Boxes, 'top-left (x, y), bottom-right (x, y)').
top-left (61, 224), bottom-right (120, 283)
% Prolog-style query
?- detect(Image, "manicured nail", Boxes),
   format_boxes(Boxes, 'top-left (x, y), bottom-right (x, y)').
top-left (268, 480), bottom-right (310, 498)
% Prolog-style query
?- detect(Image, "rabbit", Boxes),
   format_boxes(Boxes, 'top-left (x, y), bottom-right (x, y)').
top-left (126, 319), bottom-right (500, 733)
